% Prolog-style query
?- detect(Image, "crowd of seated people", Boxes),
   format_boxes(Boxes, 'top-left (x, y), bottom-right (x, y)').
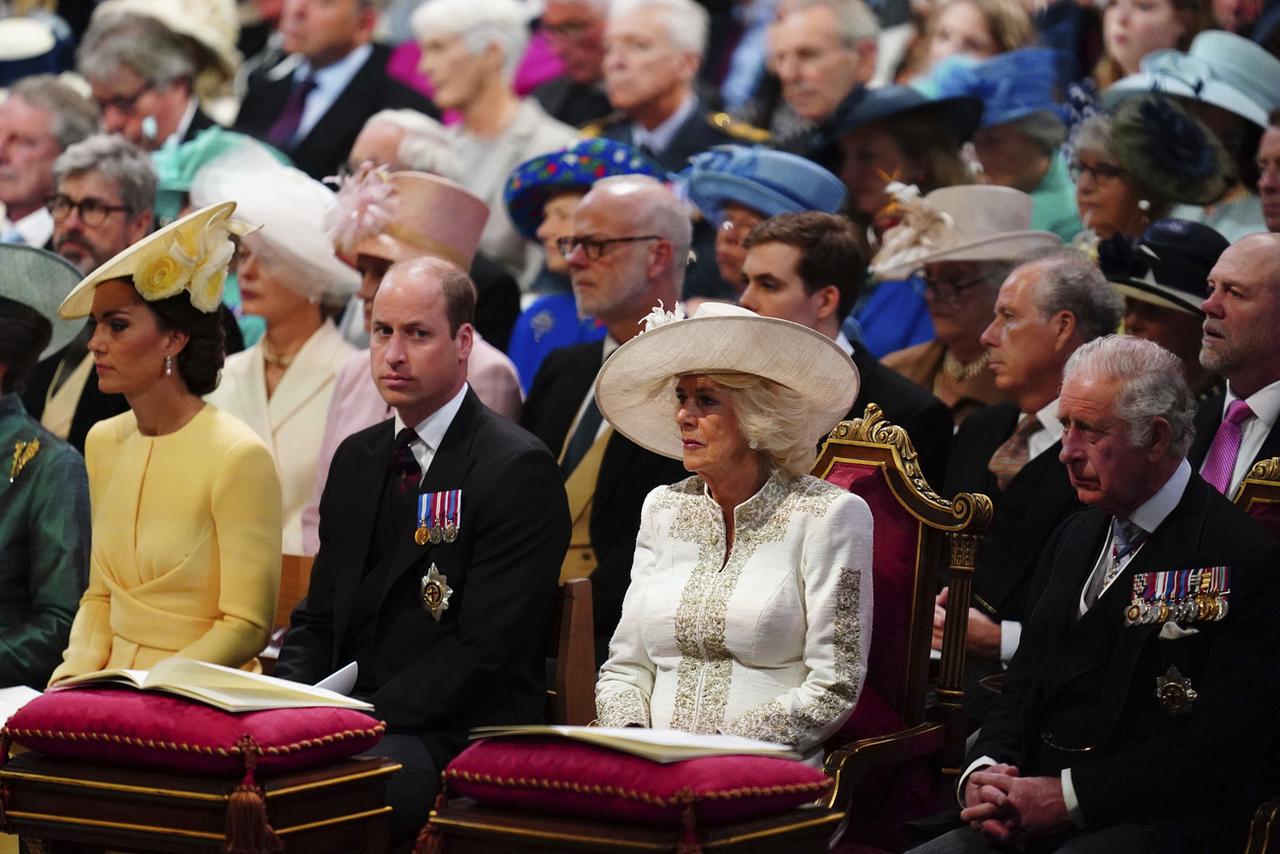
top-left (2, 0), bottom-right (1280, 849)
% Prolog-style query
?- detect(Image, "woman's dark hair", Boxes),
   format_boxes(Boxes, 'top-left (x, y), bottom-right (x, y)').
top-left (0, 296), bottom-right (53, 394)
top-left (145, 292), bottom-right (225, 395)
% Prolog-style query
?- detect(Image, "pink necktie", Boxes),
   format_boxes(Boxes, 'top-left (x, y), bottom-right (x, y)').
top-left (1201, 399), bottom-right (1255, 494)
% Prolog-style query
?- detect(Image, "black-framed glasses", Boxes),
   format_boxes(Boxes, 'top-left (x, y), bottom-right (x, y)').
top-left (556, 234), bottom-right (663, 260)
top-left (96, 83), bottom-right (152, 116)
top-left (45, 194), bottom-right (131, 226)
top-left (910, 269), bottom-right (991, 302)
top-left (1068, 159), bottom-right (1127, 185)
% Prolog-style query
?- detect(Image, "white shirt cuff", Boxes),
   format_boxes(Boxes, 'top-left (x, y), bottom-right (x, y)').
top-left (957, 755), bottom-right (996, 807)
top-left (999, 620), bottom-right (1022, 663)
top-left (1061, 768), bottom-right (1085, 828)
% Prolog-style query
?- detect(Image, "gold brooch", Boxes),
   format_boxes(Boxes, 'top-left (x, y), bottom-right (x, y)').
top-left (9, 438), bottom-right (39, 483)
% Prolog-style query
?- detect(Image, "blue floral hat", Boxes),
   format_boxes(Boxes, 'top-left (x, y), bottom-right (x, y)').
top-left (504, 138), bottom-right (669, 241)
top-left (681, 145), bottom-right (846, 223)
top-left (923, 48), bottom-right (1069, 128)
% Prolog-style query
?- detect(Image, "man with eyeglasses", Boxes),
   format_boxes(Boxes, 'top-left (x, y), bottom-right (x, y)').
top-left (938, 251), bottom-right (1124, 726)
top-left (521, 175), bottom-right (690, 661)
top-left (533, 0), bottom-right (614, 128)
top-left (77, 12), bottom-right (225, 151)
top-left (20, 135), bottom-right (155, 454)
top-left (0, 76), bottom-right (97, 249)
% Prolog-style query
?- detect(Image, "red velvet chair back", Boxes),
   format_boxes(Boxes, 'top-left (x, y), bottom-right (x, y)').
top-left (1234, 458), bottom-right (1280, 540)
top-left (810, 405), bottom-right (991, 822)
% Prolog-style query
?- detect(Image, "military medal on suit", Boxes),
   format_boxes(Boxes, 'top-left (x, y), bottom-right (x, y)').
top-left (415, 489), bottom-right (462, 545)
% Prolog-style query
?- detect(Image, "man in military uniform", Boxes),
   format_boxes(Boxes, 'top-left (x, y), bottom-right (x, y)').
top-left (582, 0), bottom-right (766, 300)
top-left (583, 0), bottom-right (768, 174)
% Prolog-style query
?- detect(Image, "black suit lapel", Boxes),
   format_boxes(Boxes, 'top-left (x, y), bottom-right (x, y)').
top-left (1253, 421), bottom-right (1280, 469)
top-left (333, 423), bottom-right (394, 647)
top-left (379, 391), bottom-right (481, 605)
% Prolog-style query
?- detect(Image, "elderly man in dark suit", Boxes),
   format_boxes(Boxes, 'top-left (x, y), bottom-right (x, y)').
top-left (912, 334), bottom-right (1280, 853)
top-left (1188, 233), bottom-right (1280, 494)
top-left (276, 257), bottom-right (570, 845)
top-left (521, 175), bottom-right (690, 661)
top-left (940, 251), bottom-right (1123, 723)
top-left (235, 0), bottom-right (437, 180)
top-left (739, 211), bottom-right (952, 485)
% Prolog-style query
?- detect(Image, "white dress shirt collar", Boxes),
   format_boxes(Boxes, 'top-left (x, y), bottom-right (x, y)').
top-left (834, 331), bottom-right (854, 357)
top-left (393, 382), bottom-right (470, 477)
top-left (1128, 457), bottom-right (1192, 536)
top-left (1027, 397), bottom-right (1063, 461)
top-left (1218, 378), bottom-right (1280, 495)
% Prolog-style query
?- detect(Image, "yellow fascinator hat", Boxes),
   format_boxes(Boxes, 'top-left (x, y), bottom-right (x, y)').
top-left (58, 201), bottom-right (256, 319)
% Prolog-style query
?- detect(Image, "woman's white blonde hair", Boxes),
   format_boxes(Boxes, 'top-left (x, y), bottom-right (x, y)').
top-left (667, 372), bottom-right (819, 477)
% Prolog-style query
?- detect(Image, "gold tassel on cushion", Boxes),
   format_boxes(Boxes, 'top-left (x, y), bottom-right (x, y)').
top-left (224, 735), bottom-right (283, 854)
top-left (412, 790), bottom-right (450, 854)
top-left (676, 801), bottom-right (702, 854)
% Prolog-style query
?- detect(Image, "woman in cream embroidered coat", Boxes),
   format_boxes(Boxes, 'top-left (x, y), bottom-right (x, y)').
top-left (594, 303), bottom-right (874, 761)
top-left (50, 203), bottom-right (282, 683)
top-left (194, 161), bottom-right (359, 555)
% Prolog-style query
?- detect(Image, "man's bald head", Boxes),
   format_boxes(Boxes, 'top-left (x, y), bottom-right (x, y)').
top-left (1201, 232), bottom-right (1280, 396)
top-left (581, 175), bottom-right (692, 267)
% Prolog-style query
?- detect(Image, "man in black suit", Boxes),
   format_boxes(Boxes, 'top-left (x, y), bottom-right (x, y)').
top-left (0, 76), bottom-right (97, 249)
top-left (1188, 234), bottom-right (1280, 495)
top-left (533, 0), bottom-right (613, 127)
top-left (939, 251), bottom-right (1123, 722)
top-left (235, 0), bottom-right (437, 181)
top-left (277, 257), bottom-right (569, 845)
top-left (77, 12), bottom-right (225, 150)
top-left (522, 175), bottom-right (690, 660)
top-left (22, 135), bottom-right (155, 453)
top-left (912, 335), bottom-right (1280, 853)
top-left (739, 211), bottom-right (952, 485)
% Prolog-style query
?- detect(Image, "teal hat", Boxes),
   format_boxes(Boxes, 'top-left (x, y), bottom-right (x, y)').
top-left (504, 138), bottom-right (668, 241)
top-left (0, 244), bottom-right (83, 359)
top-left (151, 127), bottom-right (290, 226)
top-left (682, 145), bottom-right (847, 223)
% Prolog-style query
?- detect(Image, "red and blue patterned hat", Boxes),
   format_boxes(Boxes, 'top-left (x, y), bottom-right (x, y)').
top-left (504, 138), bottom-right (668, 241)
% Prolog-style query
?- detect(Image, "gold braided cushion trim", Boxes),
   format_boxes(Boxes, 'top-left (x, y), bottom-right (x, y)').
top-left (443, 767), bottom-right (831, 808)
top-left (1, 723), bottom-right (386, 757)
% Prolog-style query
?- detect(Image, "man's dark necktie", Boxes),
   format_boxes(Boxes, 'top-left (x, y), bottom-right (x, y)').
top-left (266, 75), bottom-right (316, 147)
top-left (391, 427), bottom-right (421, 494)
top-left (561, 395), bottom-right (603, 477)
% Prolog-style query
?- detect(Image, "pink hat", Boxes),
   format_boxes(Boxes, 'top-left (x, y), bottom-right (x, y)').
top-left (327, 166), bottom-right (489, 270)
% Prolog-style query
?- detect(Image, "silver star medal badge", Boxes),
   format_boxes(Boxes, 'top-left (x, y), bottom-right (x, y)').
top-left (420, 563), bottom-right (453, 621)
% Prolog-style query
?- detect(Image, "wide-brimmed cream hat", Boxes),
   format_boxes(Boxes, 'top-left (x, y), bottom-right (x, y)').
top-left (91, 0), bottom-right (241, 84)
top-left (594, 303), bottom-right (859, 461)
top-left (0, 245), bottom-right (83, 359)
top-left (871, 185), bottom-right (1062, 280)
top-left (59, 201), bottom-right (255, 319)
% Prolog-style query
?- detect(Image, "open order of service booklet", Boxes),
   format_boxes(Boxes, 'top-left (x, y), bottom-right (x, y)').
top-left (470, 725), bottom-right (798, 763)
top-left (50, 658), bottom-right (373, 713)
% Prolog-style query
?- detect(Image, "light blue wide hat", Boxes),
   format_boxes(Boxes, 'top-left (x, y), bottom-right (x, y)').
top-left (1103, 30), bottom-right (1280, 128)
top-left (681, 145), bottom-right (847, 224)
top-left (922, 48), bottom-right (1069, 128)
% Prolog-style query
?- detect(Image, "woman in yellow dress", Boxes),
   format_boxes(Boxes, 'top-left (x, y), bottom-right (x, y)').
top-left (48, 202), bottom-right (282, 683)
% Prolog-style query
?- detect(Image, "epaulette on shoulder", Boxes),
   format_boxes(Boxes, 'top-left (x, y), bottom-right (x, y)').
top-left (578, 111), bottom-right (628, 139)
top-left (709, 112), bottom-right (771, 144)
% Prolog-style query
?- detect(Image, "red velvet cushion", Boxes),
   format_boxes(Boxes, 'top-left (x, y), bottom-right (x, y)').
top-left (443, 737), bottom-right (831, 825)
top-left (2, 688), bottom-right (384, 777)
top-left (823, 461), bottom-right (921, 734)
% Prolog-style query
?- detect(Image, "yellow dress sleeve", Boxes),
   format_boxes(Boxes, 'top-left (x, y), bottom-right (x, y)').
top-left (173, 432), bottom-right (282, 668)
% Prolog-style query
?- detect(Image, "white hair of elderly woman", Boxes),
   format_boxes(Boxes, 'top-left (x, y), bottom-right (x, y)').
top-left (411, 0), bottom-right (531, 82)
top-left (188, 156), bottom-right (359, 311)
top-left (365, 109), bottom-right (460, 179)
